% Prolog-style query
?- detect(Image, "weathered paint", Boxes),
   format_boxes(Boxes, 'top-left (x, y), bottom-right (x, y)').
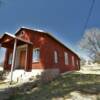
top-left (3, 28), bottom-right (80, 73)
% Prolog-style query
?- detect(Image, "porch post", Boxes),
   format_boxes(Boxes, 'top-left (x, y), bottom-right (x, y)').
top-left (25, 44), bottom-right (28, 71)
top-left (10, 39), bottom-right (17, 84)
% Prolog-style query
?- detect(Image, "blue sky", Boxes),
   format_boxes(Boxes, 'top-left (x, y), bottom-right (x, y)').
top-left (0, 0), bottom-right (99, 61)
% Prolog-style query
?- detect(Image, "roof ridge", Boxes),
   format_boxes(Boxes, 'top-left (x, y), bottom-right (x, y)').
top-left (15, 27), bottom-right (80, 58)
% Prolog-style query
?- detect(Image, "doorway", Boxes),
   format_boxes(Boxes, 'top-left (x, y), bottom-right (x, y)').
top-left (19, 50), bottom-right (26, 69)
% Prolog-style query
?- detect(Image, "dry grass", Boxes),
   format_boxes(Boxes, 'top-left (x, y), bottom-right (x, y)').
top-left (8, 72), bottom-right (100, 100)
top-left (0, 65), bottom-right (100, 100)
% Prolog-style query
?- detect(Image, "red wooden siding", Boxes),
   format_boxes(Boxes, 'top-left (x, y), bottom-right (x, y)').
top-left (20, 29), bottom-right (80, 73)
top-left (3, 28), bottom-right (80, 73)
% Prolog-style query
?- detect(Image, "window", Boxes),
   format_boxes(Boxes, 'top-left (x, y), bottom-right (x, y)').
top-left (54, 51), bottom-right (58, 63)
top-left (32, 48), bottom-right (40, 62)
top-left (77, 60), bottom-right (79, 66)
top-left (9, 53), bottom-right (12, 64)
top-left (72, 56), bottom-right (75, 66)
top-left (64, 52), bottom-right (68, 65)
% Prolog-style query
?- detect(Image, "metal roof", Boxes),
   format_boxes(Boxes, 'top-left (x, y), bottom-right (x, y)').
top-left (15, 27), bottom-right (80, 58)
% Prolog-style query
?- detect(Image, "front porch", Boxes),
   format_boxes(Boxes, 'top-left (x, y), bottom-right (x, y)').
top-left (0, 32), bottom-right (33, 84)
top-left (7, 44), bottom-right (29, 70)
top-left (0, 33), bottom-right (33, 71)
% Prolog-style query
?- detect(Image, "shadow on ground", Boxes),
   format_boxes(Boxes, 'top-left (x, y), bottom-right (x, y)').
top-left (8, 72), bottom-right (100, 100)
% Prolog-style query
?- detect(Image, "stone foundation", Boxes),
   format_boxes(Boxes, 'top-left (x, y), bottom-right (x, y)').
top-left (5, 68), bottom-right (60, 83)
top-left (32, 68), bottom-right (60, 77)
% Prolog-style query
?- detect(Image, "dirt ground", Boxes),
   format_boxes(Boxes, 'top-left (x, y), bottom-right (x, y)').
top-left (0, 64), bottom-right (100, 100)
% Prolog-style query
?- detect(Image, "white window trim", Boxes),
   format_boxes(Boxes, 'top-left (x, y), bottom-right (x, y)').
top-left (77, 60), bottom-right (79, 66)
top-left (54, 51), bottom-right (58, 63)
top-left (72, 56), bottom-right (75, 66)
top-left (64, 52), bottom-right (68, 65)
top-left (32, 48), bottom-right (40, 63)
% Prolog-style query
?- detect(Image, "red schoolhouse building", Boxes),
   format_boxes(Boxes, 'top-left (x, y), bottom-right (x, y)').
top-left (0, 27), bottom-right (80, 76)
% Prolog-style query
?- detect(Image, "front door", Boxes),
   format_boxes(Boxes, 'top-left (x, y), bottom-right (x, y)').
top-left (19, 50), bottom-right (26, 69)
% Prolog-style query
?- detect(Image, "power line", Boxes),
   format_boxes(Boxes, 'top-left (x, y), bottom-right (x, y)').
top-left (83, 0), bottom-right (95, 33)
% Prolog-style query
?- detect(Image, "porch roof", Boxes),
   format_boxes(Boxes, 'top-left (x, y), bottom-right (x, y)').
top-left (0, 32), bottom-right (33, 48)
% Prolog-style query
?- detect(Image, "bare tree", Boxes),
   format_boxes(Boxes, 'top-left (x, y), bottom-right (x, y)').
top-left (79, 28), bottom-right (100, 63)
top-left (80, 57), bottom-right (86, 66)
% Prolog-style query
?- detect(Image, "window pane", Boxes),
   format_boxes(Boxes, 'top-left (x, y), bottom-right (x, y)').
top-left (54, 51), bottom-right (58, 63)
top-left (77, 60), bottom-right (79, 66)
top-left (9, 53), bottom-right (12, 64)
top-left (65, 52), bottom-right (68, 65)
top-left (33, 48), bottom-right (40, 62)
top-left (72, 56), bottom-right (75, 66)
